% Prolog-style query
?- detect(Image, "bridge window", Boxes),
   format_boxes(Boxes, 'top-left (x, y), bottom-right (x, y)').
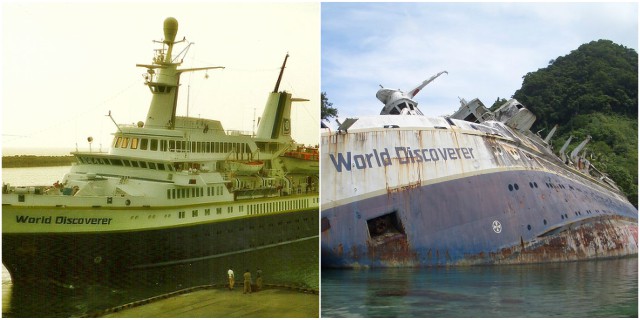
top-left (140, 139), bottom-right (148, 150)
top-left (150, 139), bottom-right (158, 151)
top-left (114, 136), bottom-right (122, 148)
top-left (131, 138), bottom-right (139, 149)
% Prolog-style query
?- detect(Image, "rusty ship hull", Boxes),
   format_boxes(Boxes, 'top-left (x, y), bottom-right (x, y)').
top-left (321, 114), bottom-right (638, 267)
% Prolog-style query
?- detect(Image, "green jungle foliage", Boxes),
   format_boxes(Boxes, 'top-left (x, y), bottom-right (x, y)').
top-left (511, 40), bottom-right (638, 206)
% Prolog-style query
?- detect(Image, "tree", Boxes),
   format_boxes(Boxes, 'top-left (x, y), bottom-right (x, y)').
top-left (321, 92), bottom-right (338, 121)
top-left (513, 40), bottom-right (638, 206)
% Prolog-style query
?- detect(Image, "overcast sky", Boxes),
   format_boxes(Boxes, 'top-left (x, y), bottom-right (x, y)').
top-left (2, 2), bottom-right (320, 155)
top-left (321, 2), bottom-right (638, 123)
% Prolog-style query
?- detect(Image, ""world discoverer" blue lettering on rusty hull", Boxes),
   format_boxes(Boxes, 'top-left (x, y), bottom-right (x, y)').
top-left (328, 147), bottom-right (475, 172)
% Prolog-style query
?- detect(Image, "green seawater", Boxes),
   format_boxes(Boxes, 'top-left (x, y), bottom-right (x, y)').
top-left (322, 257), bottom-right (638, 318)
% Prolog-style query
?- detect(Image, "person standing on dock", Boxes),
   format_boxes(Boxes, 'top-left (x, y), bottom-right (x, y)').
top-left (256, 268), bottom-right (263, 291)
top-left (227, 267), bottom-right (235, 290)
top-left (243, 269), bottom-right (252, 294)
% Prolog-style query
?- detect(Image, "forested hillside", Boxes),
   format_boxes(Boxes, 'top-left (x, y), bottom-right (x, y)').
top-left (507, 40), bottom-right (638, 206)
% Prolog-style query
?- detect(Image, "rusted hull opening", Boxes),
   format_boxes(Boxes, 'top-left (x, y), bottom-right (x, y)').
top-left (364, 212), bottom-right (417, 266)
top-left (367, 211), bottom-right (405, 242)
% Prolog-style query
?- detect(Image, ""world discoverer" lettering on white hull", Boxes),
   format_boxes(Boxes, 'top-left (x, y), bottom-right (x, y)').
top-left (328, 147), bottom-right (475, 172)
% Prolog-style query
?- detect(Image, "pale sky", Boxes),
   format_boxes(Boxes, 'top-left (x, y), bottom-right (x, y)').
top-left (2, 2), bottom-right (320, 155)
top-left (321, 2), bottom-right (638, 124)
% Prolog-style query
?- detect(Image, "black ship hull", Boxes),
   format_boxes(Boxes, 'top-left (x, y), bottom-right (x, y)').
top-left (3, 208), bottom-right (318, 287)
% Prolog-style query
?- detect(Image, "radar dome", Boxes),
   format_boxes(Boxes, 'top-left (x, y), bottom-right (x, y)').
top-left (163, 17), bottom-right (178, 43)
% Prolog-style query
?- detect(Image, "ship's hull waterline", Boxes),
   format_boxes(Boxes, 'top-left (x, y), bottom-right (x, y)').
top-left (321, 168), bottom-right (637, 267)
top-left (321, 122), bottom-right (638, 268)
top-left (3, 198), bottom-right (318, 286)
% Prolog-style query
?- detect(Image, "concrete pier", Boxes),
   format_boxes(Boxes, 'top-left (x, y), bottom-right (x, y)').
top-left (95, 285), bottom-right (318, 318)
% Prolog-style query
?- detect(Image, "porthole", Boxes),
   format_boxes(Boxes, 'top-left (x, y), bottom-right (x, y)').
top-left (508, 184), bottom-right (514, 191)
top-left (514, 184), bottom-right (519, 190)
top-left (543, 219), bottom-right (547, 225)
top-left (527, 224), bottom-right (531, 231)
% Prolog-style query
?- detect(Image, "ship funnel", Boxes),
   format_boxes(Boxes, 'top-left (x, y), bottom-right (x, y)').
top-left (256, 54), bottom-right (297, 141)
top-left (163, 17), bottom-right (178, 43)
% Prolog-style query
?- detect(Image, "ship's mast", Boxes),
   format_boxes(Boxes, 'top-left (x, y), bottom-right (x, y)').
top-left (273, 53), bottom-right (289, 93)
top-left (139, 17), bottom-right (223, 129)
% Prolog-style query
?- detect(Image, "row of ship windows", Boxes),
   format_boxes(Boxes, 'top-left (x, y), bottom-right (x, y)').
top-left (169, 199), bottom-right (312, 219)
top-left (247, 199), bottom-right (310, 215)
top-left (166, 186), bottom-right (225, 199)
top-left (523, 208), bottom-right (615, 232)
top-left (113, 136), bottom-right (251, 154)
top-left (508, 181), bottom-right (583, 193)
top-left (77, 156), bottom-right (175, 172)
top-left (177, 207), bottom-right (235, 218)
top-left (509, 179), bottom-right (613, 207)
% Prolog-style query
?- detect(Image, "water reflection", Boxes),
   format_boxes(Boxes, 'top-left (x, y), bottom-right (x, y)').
top-left (322, 257), bottom-right (638, 318)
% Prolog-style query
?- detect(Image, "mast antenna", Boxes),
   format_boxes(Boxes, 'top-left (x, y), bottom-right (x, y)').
top-left (273, 53), bottom-right (289, 93)
top-left (253, 108), bottom-right (256, 136)
top-left (106, 110), bottom-right (122, 132)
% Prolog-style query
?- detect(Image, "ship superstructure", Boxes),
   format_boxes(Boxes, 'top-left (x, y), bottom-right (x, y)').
top-left (321, 72), bottom-right (637, 267)
top-left (2, 17), bottom-right (318, 286)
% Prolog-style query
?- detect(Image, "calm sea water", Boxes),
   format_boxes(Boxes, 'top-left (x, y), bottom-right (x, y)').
top-left (2, 166), bottom-right (318, 317)
top-left (322, 257), bottom-right (638, 317)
